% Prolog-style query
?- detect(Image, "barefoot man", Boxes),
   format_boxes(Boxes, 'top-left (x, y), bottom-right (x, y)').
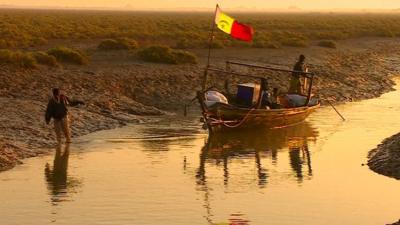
top-left (45, 88), bottom-right (83, 143)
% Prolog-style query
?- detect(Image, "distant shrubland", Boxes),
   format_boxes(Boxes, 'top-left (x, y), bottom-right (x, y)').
top-left (0, 9), bottom-right (400, 49)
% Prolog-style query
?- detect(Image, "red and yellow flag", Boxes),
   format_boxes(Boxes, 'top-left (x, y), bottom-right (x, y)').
top-left (215, 6), bottom-right (254, 42)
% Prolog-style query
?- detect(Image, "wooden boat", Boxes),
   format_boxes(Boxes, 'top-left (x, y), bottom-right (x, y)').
top-left (198, 61), bottom-right (320, 133)
top-left (204, 102), bottom-right (320, 131)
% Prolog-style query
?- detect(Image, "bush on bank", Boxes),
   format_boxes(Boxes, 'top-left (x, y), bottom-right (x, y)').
top-left (137, 45), bottom-right (197, 64)
top-left (32, 51), bottom-right (59, 67)
top-left (47, 47), bottom-right (89, 65)
top-left (318, 40), bottom-right (337, 49)
top-left (98, 38), bottom-right (138, 50)
top-left (0, 48), bottom-right (89, 68)
top-left (0, 50), bottom-right (37, 69)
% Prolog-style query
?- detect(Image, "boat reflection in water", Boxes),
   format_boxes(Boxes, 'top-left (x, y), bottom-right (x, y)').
top-left (197, 122), bottom-right (318, 188)
top-left (44, 143), bottom-right (81, 205)
top-left (196, 122), bottom-right (318, 224)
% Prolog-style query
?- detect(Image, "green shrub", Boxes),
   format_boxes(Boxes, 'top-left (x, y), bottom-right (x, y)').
top-left (210, 40), bottom-right (224, 49)
top-left (230, 40), bottom-right (252, 48)
top-left (137, 45), bottom-right (175, 64)
top-left (0, 49), bottom-right (12, 61)
top-left (317, 40), bottom-right (337, 49)
top-left (98, 38), bottom-right (138, 50)
top-left (0, 50), bottom-right (37, 69)
top-left (172, 50), bottom-right (198, 64)
top-left (375, 28), bottom-right (396, 37)
top-left (19, 52), bottom-right (36, 68)
top-left (175, 38), bottom-right (198, 49)
top-left (98, 39), bottom-right (120, 50)
top-left (137, 45), bottom-right (197, 64)
top-left (280, 37), bottom-right (309, 47)
top-left (313, 31), bottom-right (348, 40)
top-left (33, 51), bottom-right (58, 66)
top-left (252, 40), bottom-right (280, 49)
top-left (119, 38), bottom-right (138, 49)
top-left (13, 52), bottom-right (36, 68)
top-left (0, 39), bottom-right (7, 49)
top-left (47, 47), bottom-right (89, 65)
top-left (31, 37), bottom-right (48, 46)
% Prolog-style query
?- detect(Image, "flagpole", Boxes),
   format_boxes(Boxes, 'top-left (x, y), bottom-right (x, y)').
top-left (202, 4), bottom-right (219, 91)
top-left (206, 4), bottom-right (218, 68)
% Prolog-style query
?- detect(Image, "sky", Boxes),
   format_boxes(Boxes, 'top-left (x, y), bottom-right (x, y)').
top-left (1, 0), bottom-right (400, 11)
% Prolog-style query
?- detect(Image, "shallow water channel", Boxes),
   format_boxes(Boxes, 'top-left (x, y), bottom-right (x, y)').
top-left (2, 84), bottom-right (400, 225)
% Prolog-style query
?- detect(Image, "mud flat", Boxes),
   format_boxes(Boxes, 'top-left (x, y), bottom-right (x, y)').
top-left (1, 38), bottom-right (400, 172)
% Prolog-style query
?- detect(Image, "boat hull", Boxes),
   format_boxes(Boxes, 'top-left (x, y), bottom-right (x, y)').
top-left (205, 103), bottom-right (320, 132)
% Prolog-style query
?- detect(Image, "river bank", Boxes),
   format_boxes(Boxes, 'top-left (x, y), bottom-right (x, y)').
top-left (368, 132), bottom-right (400, 180)
top-left (1, 37), bottom-right (400, 172)
top-left (3, 79), bottom-right (400, 225)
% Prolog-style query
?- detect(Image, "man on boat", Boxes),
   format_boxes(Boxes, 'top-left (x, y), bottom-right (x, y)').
top-left (289, 54), bottom-right (308, 94)
top-left (270, 87), bottom-right (282, 109)
top-left (260, 79), bottom-right (282, 109)
top-left (260, 78), bottom-right (271, 108)
top-left (45, 88), bottom-right (84, 144)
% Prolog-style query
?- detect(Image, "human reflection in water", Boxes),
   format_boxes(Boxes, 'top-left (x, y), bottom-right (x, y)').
top-left (44, 143), bottom-right (81, 205)
top-left (289, 138), bottom-right (313, 183)
top-left (196, 122), bottom-right (318, 189)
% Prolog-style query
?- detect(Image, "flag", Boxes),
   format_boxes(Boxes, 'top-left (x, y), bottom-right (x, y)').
top-left (214, 6), bottom-right (254, 42)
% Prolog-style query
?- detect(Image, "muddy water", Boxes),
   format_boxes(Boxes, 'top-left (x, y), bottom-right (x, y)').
top-left (2, 85), bottom-right (400, 225)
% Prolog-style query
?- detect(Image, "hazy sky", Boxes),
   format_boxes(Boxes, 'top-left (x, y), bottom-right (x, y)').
top-left (1, 0), bottom-right (400, 10)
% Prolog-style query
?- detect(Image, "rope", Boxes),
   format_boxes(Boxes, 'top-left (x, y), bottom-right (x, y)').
top-left (201, 89), bottom-right (257, 129)
top-left (208, 108), bottom-right (256, 128)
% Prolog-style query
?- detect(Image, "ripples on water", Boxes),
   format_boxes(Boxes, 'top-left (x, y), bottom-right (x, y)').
top-left (2, 85), bottom-right (400, 225)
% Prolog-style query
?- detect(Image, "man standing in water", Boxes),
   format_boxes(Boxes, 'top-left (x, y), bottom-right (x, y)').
top-left (289, 54), bottom-right (308, 94)
top-left (45, 88), bottom-right (83, 143)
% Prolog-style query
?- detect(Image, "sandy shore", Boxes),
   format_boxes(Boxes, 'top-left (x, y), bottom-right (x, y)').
top-left (1, 38), bottom-right (400, 172)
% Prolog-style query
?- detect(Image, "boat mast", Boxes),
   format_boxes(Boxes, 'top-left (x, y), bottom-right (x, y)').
top-left (202, 4), bottom-right (219, 91)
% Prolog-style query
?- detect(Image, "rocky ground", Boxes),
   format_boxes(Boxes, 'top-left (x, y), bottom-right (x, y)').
top-left (1, 38), bottom-right (400, 172)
